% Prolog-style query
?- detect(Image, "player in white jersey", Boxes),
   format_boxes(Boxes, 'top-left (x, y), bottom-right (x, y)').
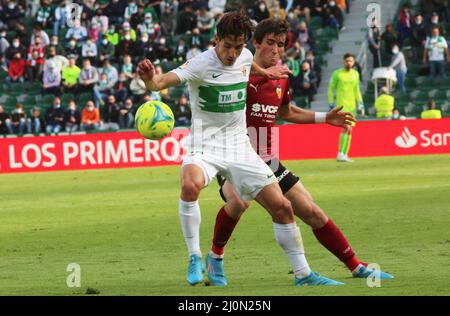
top-left (138, 11), bottom-right (343, 286)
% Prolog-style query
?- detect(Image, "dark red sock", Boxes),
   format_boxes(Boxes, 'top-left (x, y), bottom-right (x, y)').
top-left (313, 219), bottom-right (362, 271)
top-left (211, 207), bottom-right (240, 256)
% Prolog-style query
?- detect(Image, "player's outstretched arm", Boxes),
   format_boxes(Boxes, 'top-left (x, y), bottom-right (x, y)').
top-left (138, 59), bottom-right (181, 91)
top-left (278, 103), bottom-right (355, 127)
top-left (251, 61), bottom-right (293, 79)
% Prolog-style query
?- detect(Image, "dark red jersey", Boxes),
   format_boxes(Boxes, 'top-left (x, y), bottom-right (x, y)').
top-left (246, 75), bottom-right (291, 161)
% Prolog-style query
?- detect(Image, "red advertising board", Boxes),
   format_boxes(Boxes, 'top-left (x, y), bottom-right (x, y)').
top-left (0, 118), bottom-right (449, 174)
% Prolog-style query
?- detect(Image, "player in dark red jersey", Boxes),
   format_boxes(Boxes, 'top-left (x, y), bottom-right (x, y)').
top-left (205, 18), bottom-right (394, 286)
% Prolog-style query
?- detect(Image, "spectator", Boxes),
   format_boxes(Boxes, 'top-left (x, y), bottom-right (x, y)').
top-left (65, 20), bottom-right (88, 43)
top-left (27, 106), bottom-right (43, 134)
top-left (81, 37), bottom-right (98, 62)
top-left (174, 38), bottom-right (188, 63)
top-left (295, 22), bottom-right (316, 52)
top-left (423, 26), bottom-right (450, 81)
top-left (98, 35), bottom-right (116, 65)
top-left (45, 97), bottom-right (65, 134)
top-left (322, 0), bottom-right (344, 29)
top-left (421, 99), bottom-right (442, 119)
top-left (45, 46), bottom-right (68, 73)
top-left (428, 12), bottom-right (446, 36)
top-left (100, 59), bottom-right (119, 87)
top-left (88, 21), bottom-right (101, 44)
top-left (5, 51), bottom-right (25, 91)
top-left (0, 104), bottom-right (12, 135)
top-left (64, 100), bottom-right (82, 133)
top-left (374, 86), bottom-right (395, 118)
top-left (81, 101), bottom-right (101, 130)
top-left (92, 8), bottom-right (109, 35)
top-left (124, 0), bottom-right (138, 22)
top-left (115, 72), bottom-right (130, 103)
top-left (62, 56), bottom-right (81, 94)
top-left (5, 37), bottom-right (26, 62)
top-left (118, 98), bottom-right (135, 129)
top-left (2, 0), bottom-right (23, 29)
top-left (189, 28), bottom-right (205, 49)
top-left (197, 6), bottom-right (214, 35)
top-left (153, 37), bottom-right (173, 62)
top-left (53, 1), bottom-right (68, 36)
top-left (252, 1), bottom-right (270, 22)
top-left (129, 72), bottom-right (147, 103)
top-left (137, 12), bottom-right (158, 39)
top-left (30, 25), bottom-right (50, 46)
top-left (121, 22), bottom-right (137, 42)
top-left (100, 95), bottom-right (120, 131)
top-left (130, 5), bottom-right (145, 30)
top-left (160, 3), bottom-right (177, 36)
top-left (0, 30), bottom-right (9, 57)
top-left (26, 52), bottom-right (45, 81)
top-left (367, 18), bottom-right (382, 68)
top-left (47, 36), bottom-right (66, 56)
top-left (10, 103), bottom-right (26, 135)
top-left (381, 23), bottom-right (398, 55)
top-left (173, 95), bottom-right (192, 127)
top-left (93, 73), bottom-right (113, 107)
top-left (186, 44), bottom-right (202, 60)
top-left (65, 38), bottom-right (81, 60)
top-left (27, 34), bottom-right (46, 63)
top-left (116, 31), bottom-right (136, 59)
top-left (391, 108), bottom-right (406, 120)
top-left (389, 44), bottom-right (408, 93)
top-left (176, 5), bottom-right (197, 34)
top-left (295, 61), bottom-right (317, 102)
top-left (15, 22), bottom-right (28, 47)
top-left (106, 24), bottom-right (120, 47)
top-left (42, 60), bottom-right (61, 96)
top-left (121, 55), bottom-right (134, 81)
top-left (411, 14), bottom-right (427, 62)
top-left (105, 0), bottom-right (127, 25)
top-left (290, 0), bottom-right (313, 25)
top-left (35, 0), bottom-right (53, 29)
top-left (77, 58), bottom-right (99, 96)
top-left (208, 0), bottom-right (226, 15)
top-left (135, 33), bottom-right (155, 63)
top-left (397, 3), bottom-right (414, 45)
top-left (305, 50), bottom-right (322, 87)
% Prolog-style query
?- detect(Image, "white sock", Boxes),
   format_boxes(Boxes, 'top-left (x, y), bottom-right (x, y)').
top-left (179, 199), bottom-right (201, 257)
top-left (210, 251), bottom-right (224, 259)
top-left (273, 222), bottom-right (311, 278)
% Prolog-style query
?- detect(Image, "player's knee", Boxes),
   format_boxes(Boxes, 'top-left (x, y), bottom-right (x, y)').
top-left (271, 198), bottom-right (294, 223)
top-left (227, 199), bottom-right (249, 217)
top-left (181, 180), bottom-right (201, 201)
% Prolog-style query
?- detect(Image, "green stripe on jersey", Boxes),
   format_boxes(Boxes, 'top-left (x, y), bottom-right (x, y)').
top-left (199, 82), bottom-right (247, 113)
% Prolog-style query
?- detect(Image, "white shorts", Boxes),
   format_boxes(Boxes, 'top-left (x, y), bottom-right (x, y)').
top-left (182, 143), bottom-right (277, 201)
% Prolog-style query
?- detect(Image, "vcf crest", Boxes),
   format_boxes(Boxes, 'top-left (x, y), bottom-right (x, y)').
top-left (276, 83), bottom-right (282, 99)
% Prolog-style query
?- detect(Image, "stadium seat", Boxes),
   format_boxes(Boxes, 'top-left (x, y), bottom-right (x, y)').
top-left (26, 82), bottom-right (42, 95)
top-left (293, 96), bottom-right (310, 109)
top-left (41, 94), bottom-right (55, 106)
top-left (23, 95), bottom-right (37, 107)
top-left (61, 93), bottom-right (76, 106)
top-left (5, 96), bottom-right (18, 111)
top-left (9, 83), bottom-right (23, 97)
top-left (413, 91), bottom-right (430, 106)
top-left (79, 92), bottom-right (93, 105)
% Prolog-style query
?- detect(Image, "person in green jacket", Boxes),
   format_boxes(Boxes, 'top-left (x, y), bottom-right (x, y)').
top-left (328, 53), bottom-right (364, 162)
top-left (421, 99), bottom-right (442, 119)
top-left (374, 86), bottom-right (395, 118)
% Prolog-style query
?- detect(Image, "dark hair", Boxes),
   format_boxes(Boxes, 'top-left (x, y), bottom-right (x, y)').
top-left (253, 18), bottom-right (289, 45)
top-left (216, 11), bottom-right (254, 41)
top-left (343, 53), bottom-right (355, 60)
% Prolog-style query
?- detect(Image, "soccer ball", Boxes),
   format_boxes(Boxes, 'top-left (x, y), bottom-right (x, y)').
top-left (135, 100), bottom-right (175, 140)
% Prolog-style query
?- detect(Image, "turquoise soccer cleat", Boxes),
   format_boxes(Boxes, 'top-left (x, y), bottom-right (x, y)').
top-left (295, 272), bottom-right (345, 286)
top-left (205, 254), bottom-right (228, 286)
top-left (186, 254), bottom-right (205, 285)
top-left (352, 265), bottom-right (394, 279)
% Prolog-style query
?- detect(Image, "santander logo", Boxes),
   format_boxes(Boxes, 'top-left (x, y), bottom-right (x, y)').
top-left (395, 127), bottom-right (418, 148)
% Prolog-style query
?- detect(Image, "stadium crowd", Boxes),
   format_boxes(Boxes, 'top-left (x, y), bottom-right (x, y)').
top-left (0, 0), bottom-right (350, 135)
top-left (367, 0), bottom-right (450, 120)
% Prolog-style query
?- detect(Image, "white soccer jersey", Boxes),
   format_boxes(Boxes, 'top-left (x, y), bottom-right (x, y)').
top-left (171, 47), bottom-right (253, 154)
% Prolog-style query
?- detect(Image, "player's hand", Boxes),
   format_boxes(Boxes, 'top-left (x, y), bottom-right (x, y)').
top-left (137, 59), bottom-right (155, 82)
top-left (326, 106), bottom-right (356, 127)
top-left (264, 64), bottom-right (293, 80)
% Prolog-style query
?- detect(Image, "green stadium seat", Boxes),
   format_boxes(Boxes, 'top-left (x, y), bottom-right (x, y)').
top-left (413, 91), bottom-right (430, 105)
top-left (23, 95), bottom-right (37, 107)
top-left (79, 92), bottom-right (93, 105)
top-left (41, 94), bottom-right (55, 106)
top-left (26, 82), bottom-right (42, 95)
top-left (5, 96), bottom-right (18, 111)
top-left (9, 83), bottom-right (23, 97)
top-left (61, 93), bottom-right (75, 105)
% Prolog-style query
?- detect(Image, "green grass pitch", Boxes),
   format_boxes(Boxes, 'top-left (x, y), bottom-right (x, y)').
top-left (1, 155), bottom-right (449, 296)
